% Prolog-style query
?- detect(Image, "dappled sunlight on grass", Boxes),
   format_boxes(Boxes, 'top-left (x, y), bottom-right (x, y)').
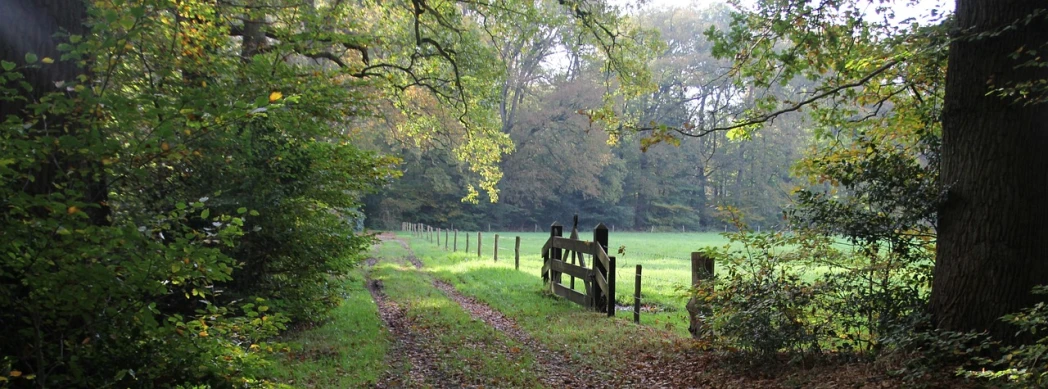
top-left (267, 271), bottom-right (389, 387)
top-left (397, 232), bottom-right (700, 375)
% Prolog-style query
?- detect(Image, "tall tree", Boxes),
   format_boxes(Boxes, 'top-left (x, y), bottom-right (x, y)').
top-left (929, 0), bottom-right (1048, 339)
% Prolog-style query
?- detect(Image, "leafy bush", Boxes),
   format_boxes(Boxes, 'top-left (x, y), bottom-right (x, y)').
top-left (692, 205), bottom-right (933, 362)
top-left (692, 210), bottom-right (826, 361)
top-left (0, 0), bottom-right (391, 386)
top-left (962, 286), bottom-right (1048, 387)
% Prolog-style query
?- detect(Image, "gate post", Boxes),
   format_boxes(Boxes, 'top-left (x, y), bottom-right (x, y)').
top-left (547, 222), bottom-right (563, 285)
top-left (593, 223), bottom-right (609, 313)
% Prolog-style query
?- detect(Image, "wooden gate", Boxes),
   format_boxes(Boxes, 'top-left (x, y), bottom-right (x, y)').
top-left (541, 218), bottom-right (616, 316)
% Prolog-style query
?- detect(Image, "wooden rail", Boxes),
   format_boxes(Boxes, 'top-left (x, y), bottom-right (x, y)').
top-left (541, 220), bottom-right (615, 316)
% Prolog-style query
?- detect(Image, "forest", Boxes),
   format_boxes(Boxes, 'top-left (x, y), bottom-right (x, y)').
top-left (1, 0), bottom-right (1046, 387)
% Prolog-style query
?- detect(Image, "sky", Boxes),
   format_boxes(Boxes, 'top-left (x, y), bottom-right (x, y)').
top-left (615, 0), bottom-right (954, 26)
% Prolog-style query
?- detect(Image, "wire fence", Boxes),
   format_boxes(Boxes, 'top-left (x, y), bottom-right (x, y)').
top-left (400, 221), bottom-right (712, 325)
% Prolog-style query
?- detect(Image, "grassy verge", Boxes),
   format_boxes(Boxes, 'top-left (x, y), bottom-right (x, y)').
top-left (267, 269), bottom-right (389, 387)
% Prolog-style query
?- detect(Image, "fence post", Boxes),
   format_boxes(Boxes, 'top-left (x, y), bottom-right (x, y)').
top-left (608, 256), bottom-right (616, 317)
top-left (514, 236), bottom-right (521, 270)
top-left (691, 252), bottom-right (714, 285)
top-left (477, 232), bottom-right (482, 258)
top-left (445, 229), bottom-right (449, 250)
top-left (547, 222), bottom-right (563, 285)
top-left (494, 234), bottom-right (499, 262)
top-left (454, 230), bottom-right (458, 252)
top-left (437, 228), bottom-right (441, 247)
top-left (687, 252), bottom-right (715, 338)
top-left (634, 264), bottom-right (642, 324)
top-left (466, 232), bottom-right (470, 254)
top-left (593, 223), bottom-right (609, 313)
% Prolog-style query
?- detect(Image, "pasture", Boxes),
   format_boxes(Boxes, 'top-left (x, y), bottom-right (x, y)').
top-left (405, 230), bottom-right (746, 336)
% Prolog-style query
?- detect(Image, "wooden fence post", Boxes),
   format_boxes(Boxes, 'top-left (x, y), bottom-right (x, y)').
top-left (608, 256), bottom-right (616, 317)
top-left (494, 234), bottom-right (499, 262)
top-left (594, 223), bottom-right (609, 313)
top-left (634, 264), bottom-right (642, 324)
top-left (437, 228), bottom-right (441, 246)
top-left (547, 222), bottom-right (563, 285)
top-left (477, 232), bottom-right (482, 258)
top-left (514, 236), bottom-right (521, 270)
top-left (691, 252), bottom-right (714, 285)
top-left (466, 232), bottom-right (470, 254)
top-left (687, 252), bottom-right (715, 338)
top-left (454, 230), bottom-right (458, 252)
top-left (445, 229), bottom-right (449, 250)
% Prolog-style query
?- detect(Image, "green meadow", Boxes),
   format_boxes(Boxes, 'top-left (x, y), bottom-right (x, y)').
top-left (408, 230), bottom-right (739, 336)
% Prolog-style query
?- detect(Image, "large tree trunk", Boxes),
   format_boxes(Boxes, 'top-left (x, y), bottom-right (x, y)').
top-left (930, 0), bottom-right (1048, 340)
top-left (0, 0), bottom-right (110, 226)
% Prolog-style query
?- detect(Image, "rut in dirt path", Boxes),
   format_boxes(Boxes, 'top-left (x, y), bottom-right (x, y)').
top-left (373, 233), bottom-right (706, 388)
top-left (385, 234), bottom-right (595, 387)
top-left (431, 280), bottom-right (598, 388)
top-left (367, 276), bottom-right (446, 388)
top-left (364, 242), bottom-right (445, 388)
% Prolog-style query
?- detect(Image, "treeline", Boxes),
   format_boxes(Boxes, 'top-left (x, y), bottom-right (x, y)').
top-left (363, 5), bottom-right (810, 231)
top-left (0, 0), bottom-right (644, 386)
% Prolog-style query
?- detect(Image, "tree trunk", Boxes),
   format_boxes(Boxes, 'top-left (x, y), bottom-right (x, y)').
top-left (930, 0), bottom-right (1048, 340)
top-left (0, 0), bottom-right (108, 225)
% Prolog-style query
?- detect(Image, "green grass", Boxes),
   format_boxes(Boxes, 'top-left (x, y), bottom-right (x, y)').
top-left (270, 231), bottom-right (926, 387)
top-left (405, 230), bottom-right (735, 336)
top-left (366, 240), bottom-right (543, 387)
top-left (404, 232), bottom-right (700, 372)
top-left (267, 269), bottom-right (389, 387)
top-left (269, 239), bottom-right (547, 387)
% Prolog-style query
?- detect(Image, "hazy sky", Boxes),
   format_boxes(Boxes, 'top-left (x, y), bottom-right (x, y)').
top-left (616, 0), bottom-right (954, 25)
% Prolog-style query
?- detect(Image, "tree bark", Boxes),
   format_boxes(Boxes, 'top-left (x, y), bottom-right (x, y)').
top-left (930, 0), bottom-right (1048, 340)
top-left (0, 0), bottom-right (109, 225)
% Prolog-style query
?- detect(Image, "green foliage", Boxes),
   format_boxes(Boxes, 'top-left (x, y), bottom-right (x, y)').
top-left (963, 286), bottom-right (1048, 387)
top-left (374, 5), bottom-right (805, 232)
top-left (692, 210), bottom-right (824, 360)
top-left (692, 201), bottom-right (933, 361)
top-left (0, 0), bottom-right (402, 386)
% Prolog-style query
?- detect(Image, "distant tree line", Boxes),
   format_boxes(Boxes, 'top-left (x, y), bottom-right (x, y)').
top-left (363, 5), bottom-right (811, 232)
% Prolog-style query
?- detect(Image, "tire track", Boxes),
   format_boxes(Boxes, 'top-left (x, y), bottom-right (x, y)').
top-left (365, 238), bottom-right (445, 388)
top-left (381, 234), bottom-right (594, 387)
top-left (431, 279), bottom-right (595, 388)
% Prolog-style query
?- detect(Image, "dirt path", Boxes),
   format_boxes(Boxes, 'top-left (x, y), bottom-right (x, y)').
top-left (369, 233), bottom-right (711, 388)
top-left (370, 233), bottom-right (598, 388)
top-left (368, 277), bottom-right (447, 388)
top-left (430, 279), bottom-right (594, 388)
top-left (366, 234), bottom-right (444, 388)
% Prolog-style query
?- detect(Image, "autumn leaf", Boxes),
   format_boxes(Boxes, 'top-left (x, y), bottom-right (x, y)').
top-left (269, 91), bottom-right (283, 103)
top-left (9, 370), bottom-right (21, 377)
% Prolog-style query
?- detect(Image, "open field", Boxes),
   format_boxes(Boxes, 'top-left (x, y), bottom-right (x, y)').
top-left (406, 230), bottom-right (743, 336)
top-left (269, 232), bottom-right (961, 388)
